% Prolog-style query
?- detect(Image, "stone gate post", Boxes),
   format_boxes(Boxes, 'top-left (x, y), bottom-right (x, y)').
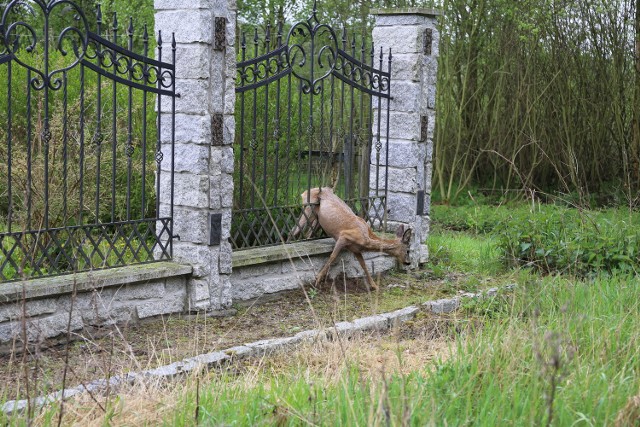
top-left (371, 8), bottom-right (440, 266)
top-left (155, 0), bottom-right (236, 311)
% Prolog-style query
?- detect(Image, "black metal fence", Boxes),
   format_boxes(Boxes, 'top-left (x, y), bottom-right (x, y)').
top-left (0, 0), bottom-right (177, 281)
top-left (233, 4), bottom-right (392, 249)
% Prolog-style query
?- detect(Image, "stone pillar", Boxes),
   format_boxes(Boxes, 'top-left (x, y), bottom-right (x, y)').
top-left (371, 8), bottom-right (440, 266)
top-left (155, 0), bottom-right (236, 311)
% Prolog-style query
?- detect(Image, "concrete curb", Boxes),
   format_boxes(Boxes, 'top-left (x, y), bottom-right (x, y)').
top-left (1, 284), bottom-right (516, 415)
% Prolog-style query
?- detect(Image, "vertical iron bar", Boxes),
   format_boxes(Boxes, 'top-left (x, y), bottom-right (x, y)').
top-left (319, 77), bottom-right (325, 185)
top-left (273, 23), bottom-right (283, 207)
top-left (384, 48), bottom-right (392, 230)
top-left (328, 70), bottom-right (335, 189)
top-left (95, 14), bottom-right (103, 224)
top-left (340, 28), bottom-right (347, 198)
top-left (126, 18), bottom-right (134, 221)
top-left (296, 79), bottom-right (303, 200)
top-left (250, 28), bottom-right (258, 210)
top-left (284, 69), bottom-right (293, 204)
top-left (375, 47), bottom-right (383, 198)
top-left (44, 13), bottom-right (50, 230)
top-left (62, 71), bottom-right (68, 222)
top-left (306, 25), bottom-right (315, 204)
top-left (26, 70), bottom-right (32, 230)
top-left (7, 60), bottom-right (12, 232)
top-left (262, 25), bottom-right (271, 204)
top-left (155, 31), bottom-right (163, 225)
top-left (358, 36), bottom-right (366, 199)
top-left (111, 13), bottom-right (118, 222)
top-left (141, 25), bottom-right (149, 219)
top-left (346, 36), bottom-right (356, 200)
top-left (238, 32), bottom-right (246, 209)
top-left (367, 42), bottom-right (375, 203)
top-left (170, 33), bottom-right (177, 258)
top-left (79, 65), bottom-right (85, 226)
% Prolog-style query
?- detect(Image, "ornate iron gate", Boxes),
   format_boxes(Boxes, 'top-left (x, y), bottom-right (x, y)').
top-left (233, 4), bottom-right (392, 249)
top-left (0, 0), bottom-right (177, 281)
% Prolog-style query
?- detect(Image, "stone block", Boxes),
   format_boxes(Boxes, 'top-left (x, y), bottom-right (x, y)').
top-left (172, 206), bottom-right (209, 244)
top-left (372, 111), bottom-right (422, 142)
top-left (386, 191), bottom-right (418, 223)
top-left (172, 44), bottom-right (212, 80)
top-left (371, 167), bottom-right (419, 194)
top-left (188, 278), bottom-right (211, 311)
top-left (210, 274), bottom-right (232, 309)
top-left (0, 299), bottom-right (57, 322)
top-left (161, 113), bottom-right (212, 145)
top-left (229, 274), bottom-right (301, 301)
top-left (11, 312), bottom-right (84, 342)
top-left (136, 292), bottom-right (186, 319)
top-left (352, 315), bottom-right (389, 331)
top-left (172, 241), bottom-right (216, 278)
top-left (373, 25), bottom-right (424, 55)
top-left (161, 142), bottom-right (210, 175)
top-left (373, 13), bottom-right (438, 27)
top-left (223, 345), bottom-right (255, 358)
top-left (184, 351), bottom-right (229, 368)
top-left (219, 241), bottom-right (233, 274)
top-left (154, 0), bottom-right (216, 10)
top-left (375, 139), bottom-right (426, 168)
top-left (154, 10), bottom-right (213, 45)
top-left (160, 172), bottom-right (209, 208)
top-left (382, 305), bottom-right (420, 324)
top-left (424, 298), bottom-right (460, 314)
top-left (220, 146), bottom-right (235, 174)
top-left (161, 79), bottom-right (210, 115)
top-left (114, 281), bottom-right (165, 301)
top-left (390, 53), bottom-right (422, 82)
top-left (245, 336), bottom-right (302, 355)
top-left (389, 81), bottom-right (421, 113)
top-left (234, 263), bottom-right (283, 280)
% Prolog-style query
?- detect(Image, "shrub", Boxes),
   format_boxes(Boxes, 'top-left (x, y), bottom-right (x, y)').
top-left (494, 206), bottom-right (640, 275)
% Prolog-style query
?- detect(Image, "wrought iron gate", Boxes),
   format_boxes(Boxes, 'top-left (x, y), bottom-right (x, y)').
top-left (233, 4), bottom-right (392, 249)
top-left (0, 0), bottom-right (177, 281)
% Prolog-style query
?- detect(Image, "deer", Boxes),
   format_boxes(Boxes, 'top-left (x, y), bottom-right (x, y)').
top-left (291, 187), bottom-right (412, 290)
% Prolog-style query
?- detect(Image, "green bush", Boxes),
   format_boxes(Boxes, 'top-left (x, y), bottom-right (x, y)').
top-left (494, 207), bottom-right (640, 275)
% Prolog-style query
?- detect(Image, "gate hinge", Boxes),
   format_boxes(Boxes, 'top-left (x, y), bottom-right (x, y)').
top-left (420, 115), bottom-right (429, 142)
top-left (214, 17), bottom-right (227, 51)
top-left (424, 28), bottom-right (433, 56)
top-left (209, 213), bottom-right (223, 246)
top-left (417, 190), bottom-right (425, 216)
top-left (212, 113), bottom-right (224, 145)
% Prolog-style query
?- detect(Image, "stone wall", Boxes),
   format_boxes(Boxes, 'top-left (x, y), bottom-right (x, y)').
top-left (230, 240), bottom-right (397, 301)
top-left (0, 263), bottom-right (191, 353)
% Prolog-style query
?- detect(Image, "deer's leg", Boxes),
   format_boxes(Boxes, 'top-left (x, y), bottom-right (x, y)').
top-left (316, 236), bottom-right (347, 286)
top-left (354, 252), bottom-right (378, 291)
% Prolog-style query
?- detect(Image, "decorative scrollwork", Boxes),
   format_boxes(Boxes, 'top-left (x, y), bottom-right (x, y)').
top-left (236, 47), bottom-right (288, 89)
top-left (285, 5), bottom-right (338, 95)
top-left (1, 0), bottom-right (89, 91)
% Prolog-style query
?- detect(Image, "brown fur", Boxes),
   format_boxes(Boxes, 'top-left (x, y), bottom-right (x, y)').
top-left (292, 187), bottom-right (412, 290)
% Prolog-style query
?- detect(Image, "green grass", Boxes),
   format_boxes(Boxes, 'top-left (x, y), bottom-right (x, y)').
top-left (152, 273), bottom-right (639, 427)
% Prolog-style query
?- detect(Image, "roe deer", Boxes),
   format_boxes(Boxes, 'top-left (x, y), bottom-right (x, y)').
top-left (291, 187), bottom-right (412, 290)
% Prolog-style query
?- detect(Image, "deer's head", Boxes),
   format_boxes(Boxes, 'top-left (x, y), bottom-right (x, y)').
top-left (387, 225), bottom-right (412, 266)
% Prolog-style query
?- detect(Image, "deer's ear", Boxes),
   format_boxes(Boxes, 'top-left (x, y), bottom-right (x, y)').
top-left (395, 225), bottom-right (405, 238)
top-left (402, 228), bottom-right (412, 244)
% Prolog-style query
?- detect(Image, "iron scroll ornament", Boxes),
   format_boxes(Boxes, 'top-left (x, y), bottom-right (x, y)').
top-left (285, 6), bottom-right (338, 95)
top-left (1, 0), bottom-right (90, 91)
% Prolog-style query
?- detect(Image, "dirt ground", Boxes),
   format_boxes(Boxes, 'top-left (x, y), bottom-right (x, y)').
top-left (0, 269), bottom-right (475, 402)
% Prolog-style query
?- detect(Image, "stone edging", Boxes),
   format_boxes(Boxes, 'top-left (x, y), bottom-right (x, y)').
top-left (1, 284), bottom-right (515, 415)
